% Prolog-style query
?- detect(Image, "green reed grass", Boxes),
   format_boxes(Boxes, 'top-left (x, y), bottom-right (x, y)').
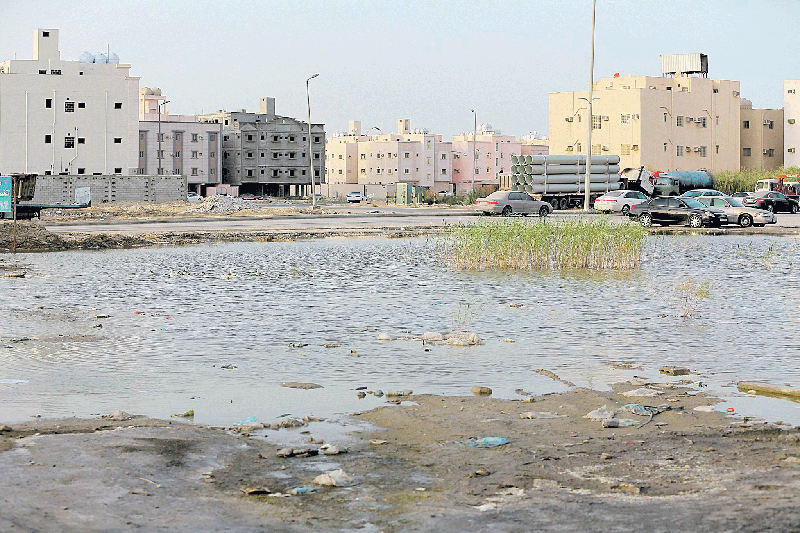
top-left (441, 217), bottom-right (648, 271)
top-left (714, 166), bottom-right (800, 195)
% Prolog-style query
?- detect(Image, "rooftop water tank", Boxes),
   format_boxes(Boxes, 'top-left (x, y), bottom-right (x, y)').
top-left (108, 52), bottom-right (119, 64)
top-left (95, 52), bottom-right (108, 64)
top-left (79, 51), bottom-right (94, 63)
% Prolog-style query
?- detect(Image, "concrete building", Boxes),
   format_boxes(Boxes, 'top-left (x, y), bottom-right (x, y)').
top-left (519, 134), bottom-right (550, 156)
top-left (740, 99), bottom-right (783, 171)
top-left (549, 56), bottom-right (741, 174)
top-left (0, 29), bottom-right (140, 176)
top-left (451, 124), bottom-right (520, 195)
top-left (325, 119), bottom-right (452, 198)
top-left (138, 88), bottom-right (222, 193)
top-left (785, 80), bottom-right (800, 167)
top-left (197, 98), bottom-right (325, 197)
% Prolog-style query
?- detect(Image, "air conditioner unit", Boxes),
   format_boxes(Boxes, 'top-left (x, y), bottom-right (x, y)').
top-left (693, 147), bottom-right (701, 152)
top-left (565, 146), bottom-right (574, 152)
top-left (631, 145), bottom-right (639, 151)
top-left (763, 149), bottom-right (770, 154)
top-left (789, 119), bottom-right (796, 124)
top-left (632, 114), bottom-right (640, 120)
top-left (764, 119), bottom-right (772, 125)
top-left (790, 89), bottom-right (797, 94)
top-left (789, 148), bottom-right (796, 153)
top-left (602, 116), bottom-right (609, 121)
top-left (686, 117), bottom-right (695, 122)
top-left (565, 117), bottom-right (574, 122)
top-left (602, 145), bottom-right (609, 151)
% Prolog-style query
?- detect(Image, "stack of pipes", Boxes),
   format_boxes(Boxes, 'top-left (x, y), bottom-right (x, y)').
top-left (508, 155), bottom-right (622, 195)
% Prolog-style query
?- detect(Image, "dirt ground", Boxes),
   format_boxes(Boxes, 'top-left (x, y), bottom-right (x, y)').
top-left (1, 381), bottom-right (798, 532)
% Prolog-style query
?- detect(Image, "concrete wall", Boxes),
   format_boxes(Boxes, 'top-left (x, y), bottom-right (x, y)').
top-left (30, 175), bottom-right (187, 204)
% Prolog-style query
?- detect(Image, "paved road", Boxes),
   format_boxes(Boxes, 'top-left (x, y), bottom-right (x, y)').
top-left (44, 208), bottom-right (800, 235)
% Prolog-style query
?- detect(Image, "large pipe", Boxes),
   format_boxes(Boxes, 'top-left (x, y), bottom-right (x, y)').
top-left (526, 164), bottom-right (620, 175)
top-left (527, 155), bottom-right (620, 165)
top-left (527, 174), bottom-right (622, 184)
top-left (529, 182), bottom-right (622, 194)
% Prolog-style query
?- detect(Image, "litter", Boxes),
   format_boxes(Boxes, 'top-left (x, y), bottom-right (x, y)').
top-left (313, 469), bottom-right (352, 487)
top-left (584, 405), bottom-right (616, 421)
top-left (468, 437), bottom-right (509, 448)
top-left (288, 487), bottom-right (316, 495)
top-left (519, 411), bottom-right (563, 419)
top-left (622, 388), bottom-right (663, 397)
top-left (170, 409), bottom-right (194, 418)
top-left (602, 418), bottom-right (638, 428)
top-left (235, 415), bottom-right (257, 425)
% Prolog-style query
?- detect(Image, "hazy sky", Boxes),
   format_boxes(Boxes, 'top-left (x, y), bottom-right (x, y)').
top-left (1, 1), bottom-right (798, 139)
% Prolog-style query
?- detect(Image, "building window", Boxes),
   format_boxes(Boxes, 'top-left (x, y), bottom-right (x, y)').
top-left (742, 148), bottom-right (751, 157)
top-left (272, 153), bottom-right (279, 159)
top-left (114, 138), bottom-right (122, 144)
top-left (174, 151), bottom-right (181, 157)
top-left (247, 135), bottom-right (253, 141)
top-left (50, 69), bottom-right (61, 75)
top-left (663, 143), bottom-right (667, 152)
top-left (175, 133), bottom-right (181, 140)
top-left (289, 152), bottom-right (296, 159)
top-left (663, 113), bottom-right (668, 122)
top-left (45, 98), bottom-right (52, 109)
top-left (699, 146), bottom-right (707, 157)
top-left (192, 133), bottom-right (198, 142)
top-left (699, 117), bottom-right (707, 128)
top-left (621, 114), bottom-right (630, 124)
top-left (191, 151), bottom-right (198, 159)
top-left (247, 152), bottom-right (253, 158)
top-left (767, 148), bottom-right (775, 157)
top-left (210, 151), bottom-right (215, 158)
top-left (677, 146), bottom-right (684, 157)
top-left (404, 152), bottom-right (410, 159)
top-left (78, 138), bottom-right (85, 144)
top-left (210, 134), bottom-right (216, 141)
top-left (404, 168), bottom-right (410, 174)
top-left (45, 134), bottom-right (51, 144)
top-left (676, 116), bottom-right (684, 127)
top-left (441, 153), bottom-right (447, 160)
top-left (743, 120), bottom-right (750, 129)
top-left (273, 135), bottom-right (280, 142)
top-left (77, 168), bottom-right (85, 174)
top-left (114, 102), bottom-right (122, 109)
top-left (768, 120), bottom-right (774, 130)
top-left (139, 151), bottom-right (144, 157)
top-left (289, 136), bottom-right (295, 142)
top-left (314, 153), bottom-right (319, 159)
top-left (591, 144), bottom-right (601, 155)
top-left (65, 137), bottom-right (75, 148)
top-left (65, 101), bottom-right (75, 113)
top-left (191, 168), bottom-right (198, 176)
top-left (247, 169), bottom-right (253, 177)
top-left (210, 168), bottom-right (215, 175)
top-left (115, 168), bottom-right (122, 174)
top-left (576, 143), bottom-right (581, 153)
top-left (360, 153), bottom-right (366, 160)
top-left (314, 136), bottom-right (321, 143)
top-left (592, 115), bottom-right (602, 130)
top-left (78, 102), bottom-right (85, 109)
top-left (272, 169), bottom-right (280, 177)
top-left (441, 168), bottom-right (447, 175)
top-left (39, 69), bottom-right (47, 75)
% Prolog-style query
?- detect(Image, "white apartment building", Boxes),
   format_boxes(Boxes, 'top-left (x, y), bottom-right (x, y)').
top-left (519, 134), bottom-right (549, 156)
top-left (0, 29), bottom-right (139, 175)
top-left (549, 55), bottom-right (740, 174)
top-left (197, 98), bottom-right (325, 197)
top-left (785, 80), bottom-right (800, 167)
top-left (740, 99), bottom-right (783, 171)
top-left (451, 125), bottom-right (520, 195)
top-left (138, 88), bottom-right (222, 192)
top-left (325, 119), bottom-right (453, 198)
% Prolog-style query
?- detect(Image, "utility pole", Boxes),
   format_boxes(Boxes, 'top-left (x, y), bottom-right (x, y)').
top-left (584, 0), bottom-right (596, 211)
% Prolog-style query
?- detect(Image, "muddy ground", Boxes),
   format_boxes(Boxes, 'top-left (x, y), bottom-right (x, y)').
top-left (1, 382), bottom-right (798, 532)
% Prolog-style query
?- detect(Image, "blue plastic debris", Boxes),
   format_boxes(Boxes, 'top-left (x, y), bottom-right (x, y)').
top-left (289, 487), bottom-right (316, 495)
top-left (234, 415), bottom-right (257, 425)
top-left (469, 437), bottom-right (509, 448)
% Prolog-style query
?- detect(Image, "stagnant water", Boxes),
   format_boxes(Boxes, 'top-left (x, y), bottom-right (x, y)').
top-left (2, 235), bottom-right (800, 429)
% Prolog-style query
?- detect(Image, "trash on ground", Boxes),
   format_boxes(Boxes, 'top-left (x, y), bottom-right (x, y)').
top-left (280, 382), bottom-right (323, 389)
top-left (171, 409), bottom-right (194, 418)
top-left (288, 487), bottom-right (316, 495)
top-left (220, 364), bottom-right (237, 370)
top-left (602, 418), bottom-right (639, 428)
top-left (584, 405), bottom-right (616, 420)
top-left (369, 439), bottom-right (388, 445)
top-left (503, 338), bottom-right (516, 343)
top-left (386, 389), bottom-right (413, 397)
top-left (471, 386), bottom-right (492, 396)
top-left (288, 343), bottom-right (308, 348)
top-left (694, 405), bottom-right (715, 412)
top-left (313, 469), bottom-right (352, 487)
top-left (622, 387), bottom-right (663, 397)
top-left (468, 437), bottom-right (509, 448)
top-left (519, 411), bottom-right (563, 419)
top-left (240, 486), bottom-right (271, 495)
top-left (234, 415), bottom-right (257, 425)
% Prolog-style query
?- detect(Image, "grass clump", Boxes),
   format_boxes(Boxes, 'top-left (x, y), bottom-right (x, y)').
top-left (714, 166), bottom-right (800, 195)
top-left (442, 217), bottom-right (648, 271)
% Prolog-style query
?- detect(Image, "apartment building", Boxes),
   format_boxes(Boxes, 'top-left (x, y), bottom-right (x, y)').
top-left (0, 29), bottom-right (140, 175)
top-left (197, 98), bottom-right (325, 197)
top-left (518, 134), bottom-right (549, 156)
top-left (785, 80), bottom-right (800, 167)
top-left (739, 99), bottom-right (783, 171)
top-left (451, 125), bottom-right (520, 195)
top-left (138, 88), bottom-right (222, 193)
top-left (549, 55), bottom-right (740, 174)
top-left (325, 119), bottom-right (452, 198)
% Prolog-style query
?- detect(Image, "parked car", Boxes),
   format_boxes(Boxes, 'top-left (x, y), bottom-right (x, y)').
top-left (475, 190), bottom-right (552, 217)
top-left (346, 192), bottom-right (368, 203)
top-left (628, 197), bottom-right (727, 227)
top-left (187, 191), bottom-right (202, 201)
top-left (593, 190), bottom-right (649, 215)
top-left (731, 191), bottom-right (755, 202)
top-left (303, 193), bottom-right (326, 202)
top-left (743, 191), bottom-right (800, 213)
top-left (239, 194), bottom-right (257, 200)
top-left (696, 196), bottom-right (776, 227)
top-left (679, 189), bottom-right (726, 198)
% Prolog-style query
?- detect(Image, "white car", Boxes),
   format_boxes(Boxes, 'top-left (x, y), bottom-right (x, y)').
top-left (346, 192), bottom-right (367, 203)
top-left (593, 190), bottom-right (649, 215)
top-left (187, 191), bottom-right (202, 201)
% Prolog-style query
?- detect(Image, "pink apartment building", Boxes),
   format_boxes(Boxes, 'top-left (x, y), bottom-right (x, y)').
top-left (451, 125), bottom-right (521, 195)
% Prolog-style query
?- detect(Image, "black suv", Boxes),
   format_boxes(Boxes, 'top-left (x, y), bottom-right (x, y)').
top-left (627, 197), bottom-right (727, 227)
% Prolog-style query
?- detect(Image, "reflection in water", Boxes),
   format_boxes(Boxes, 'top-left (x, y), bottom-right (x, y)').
top-left (1, 235), bottom-right (799, 426)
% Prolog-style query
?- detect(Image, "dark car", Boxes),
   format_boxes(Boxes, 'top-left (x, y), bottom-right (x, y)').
top-left (742, 191), bottom-right (799, 213)
top-left (628, 197), bottom-right (727, 228)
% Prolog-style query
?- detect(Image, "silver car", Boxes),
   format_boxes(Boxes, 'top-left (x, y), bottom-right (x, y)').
top-left (475, 190), bottom-right (552, 217)
top-left (696, 196), bottom-right (776, 227)
top-left (593, 190), bottom-right (649, 215)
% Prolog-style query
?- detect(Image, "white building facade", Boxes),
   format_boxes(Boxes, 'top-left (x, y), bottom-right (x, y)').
top-left (785, 80), bottom-right (800, 168)
top-left (0, 29), bottom-right (140, 176)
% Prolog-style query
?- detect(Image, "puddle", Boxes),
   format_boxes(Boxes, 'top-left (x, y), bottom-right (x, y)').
top-left (1, 235), bottom-right (799, 426)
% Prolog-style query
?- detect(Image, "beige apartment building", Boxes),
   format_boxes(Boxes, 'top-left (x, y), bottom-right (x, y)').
top-left (549, 69), bottom-right (740, 174)
top-left (739, 99), bottom-right (783, 171)
top-left (785, 80), bottom-right (800, 168)
top-left (325, 119), bottom-right (452, 198)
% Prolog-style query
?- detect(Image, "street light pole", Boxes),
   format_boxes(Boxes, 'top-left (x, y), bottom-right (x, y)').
top-left (306, 73), bottom-right (319, 209)
top-left (157, 99), bottom-right (169, 175)
top-left (469, 108), bottom-right (476, 197)
top-left (584, 0), bottom-right (596, 211)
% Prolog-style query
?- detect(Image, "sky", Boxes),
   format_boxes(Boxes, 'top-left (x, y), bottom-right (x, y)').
top-left (1, 0), bottom-right (799, 140)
